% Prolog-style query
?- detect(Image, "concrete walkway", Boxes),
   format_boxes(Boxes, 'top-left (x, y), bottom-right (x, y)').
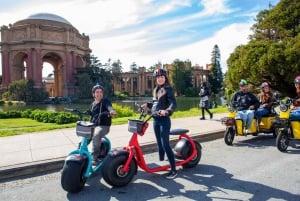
top-left (0, 113), bottom-right (227, 180)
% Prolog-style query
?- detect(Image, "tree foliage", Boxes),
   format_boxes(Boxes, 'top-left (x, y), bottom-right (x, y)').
top-left (226, 0), bottom-right (300, 97)
top-left (5, 79), bottom-right (48, 102)
top-left (208, 44), bottom-right (223, 94)
top-left (77, 54), bottom-right (114, 98)
top-left (168, 59), bottom-right (193, 96)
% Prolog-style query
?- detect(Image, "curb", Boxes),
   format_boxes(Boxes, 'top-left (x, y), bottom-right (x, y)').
top-left (0, 130), bottom-right (224, 181)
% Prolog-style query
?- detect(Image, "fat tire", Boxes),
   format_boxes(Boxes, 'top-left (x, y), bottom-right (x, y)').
top-left (276, 132), bottom-right (289, 152)
top-left (61, 160), bottom-right (88, 193)
top-left (101, 155), bottom-right (137, 187)
top-left (224, 127), bottom-right (235, 145)
top-left (182, 140), bottom-right (202, 168)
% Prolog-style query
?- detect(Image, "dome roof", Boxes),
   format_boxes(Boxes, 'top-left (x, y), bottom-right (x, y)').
top-left (25, 13), bottom-right (72, 25)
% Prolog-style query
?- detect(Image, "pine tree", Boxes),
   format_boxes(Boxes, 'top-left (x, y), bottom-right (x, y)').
top-left (208, 44), bottom-right (223, 94)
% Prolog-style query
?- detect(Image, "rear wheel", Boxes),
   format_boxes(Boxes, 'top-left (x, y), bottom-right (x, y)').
top-left (182, 140), bottom-right (202, 168)
top-left (224, 127), bottom-right (235, 145)
top-left (276, 132), bottom-right (289, 152)
top-left (101, 155), bottom-right (137, 187)
top-left (61, 159), bottom-right (88, 193)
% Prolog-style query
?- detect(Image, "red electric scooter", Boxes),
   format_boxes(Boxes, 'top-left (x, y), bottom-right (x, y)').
top-left (101, 106), bottom-right (202, 187)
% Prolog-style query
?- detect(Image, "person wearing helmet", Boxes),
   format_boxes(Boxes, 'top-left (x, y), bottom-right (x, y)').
top-left (230, 79), bottom-right (260, 134)
top-left (142, 68), bottom-right (177, 179)
top-left (199, 82), bottom-right (213, 120)
top-left (88, 84), bottom-right (116, 165)
top-left (255, 82), bottom-right (276, 124)
top-left (290, 75), bottom-right (300, 120)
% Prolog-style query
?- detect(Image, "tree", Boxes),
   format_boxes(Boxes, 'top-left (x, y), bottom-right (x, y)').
top-left (168, 59), bottom-right (192, 96)
top-left (77, 54), bottom-right (114, 98)
top-left (208, 44), bottom-right (223, 94)
top-left (6, 79), bottom-right (47, 102)
top-left (130, 62), bottom-right (138, 73)
top-left (226, 0), bottom-right (300, 97)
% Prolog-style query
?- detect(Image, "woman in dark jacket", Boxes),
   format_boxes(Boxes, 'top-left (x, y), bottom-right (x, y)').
top-left (144, 68), bottom-right (177, 179)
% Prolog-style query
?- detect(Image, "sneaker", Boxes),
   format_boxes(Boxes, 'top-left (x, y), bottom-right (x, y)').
top-left (166, 170), bottom-right (178, 179)
top-left (200, 117), bottom-right (205, 120)
top-left (210, 113), bottom-right (213, 119)
top-left (245, 129), bottom-right (249, 135)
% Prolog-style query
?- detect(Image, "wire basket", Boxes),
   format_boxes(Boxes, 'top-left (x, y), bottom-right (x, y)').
top-left (128, 119), bottom-right (144, 134)
top-left (76, 121), bottom-right (95, 138)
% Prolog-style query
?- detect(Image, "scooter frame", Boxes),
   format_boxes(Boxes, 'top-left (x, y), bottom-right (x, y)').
top-left (61, 109), bottom-right (111, 193)
top-left (101, 107), bottom-right (202, 187)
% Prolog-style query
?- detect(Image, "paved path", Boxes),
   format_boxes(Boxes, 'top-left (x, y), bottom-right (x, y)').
top-left (0, 113), bottom-right (227, 180)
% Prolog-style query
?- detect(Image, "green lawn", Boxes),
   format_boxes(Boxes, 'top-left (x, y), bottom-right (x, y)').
top-left (0, 106), bottom-right (228, 137)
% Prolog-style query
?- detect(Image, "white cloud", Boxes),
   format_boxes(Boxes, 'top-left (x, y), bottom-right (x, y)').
top-left (0, 0), bottom-right (271, 75)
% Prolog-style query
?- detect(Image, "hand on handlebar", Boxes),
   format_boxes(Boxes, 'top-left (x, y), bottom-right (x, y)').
top-left (109, 110), bottom-right (117, 116)
top-left (158, 110), bottom-right (169, 117)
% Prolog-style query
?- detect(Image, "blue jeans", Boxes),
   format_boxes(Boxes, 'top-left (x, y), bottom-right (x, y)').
top-left (255, 108), bottom-right (270, 123)
top-left (153, 117), bottom-right (176, 171)
top-left (290, 109), bottom-right (300, 120)
top-left (237, 110), bottom-right (255, 129)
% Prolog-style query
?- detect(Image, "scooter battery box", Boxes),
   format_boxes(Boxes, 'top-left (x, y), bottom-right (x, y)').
top-left (259, 116), bottom-right (275, 129)
top-left (290, 121), bottom-right (300, 139)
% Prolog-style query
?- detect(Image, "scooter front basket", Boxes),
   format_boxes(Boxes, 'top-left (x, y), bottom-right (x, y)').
top-left (128, 119), bottom-right (145, 135)
top-left (76, 121), bottom-right (94, 138)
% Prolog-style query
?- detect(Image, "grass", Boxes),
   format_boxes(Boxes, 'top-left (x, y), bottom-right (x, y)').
top-left (0, 106), bottom-right (228, 137)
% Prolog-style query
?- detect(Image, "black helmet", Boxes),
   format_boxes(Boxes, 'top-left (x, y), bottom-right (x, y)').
top-left (294, 75), bottom-right (300, 84)
top-left (92, 84), bottom-right (104, 93)
top-left (153, 68), bottom-right (167, 78)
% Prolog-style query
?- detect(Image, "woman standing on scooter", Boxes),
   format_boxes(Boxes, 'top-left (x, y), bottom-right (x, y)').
top-left (143, 68), bottom-right (177, 179)
top-left (89, 84), bottom-right (116, 165)
top-left (256, 82), bottom-right (276, 124)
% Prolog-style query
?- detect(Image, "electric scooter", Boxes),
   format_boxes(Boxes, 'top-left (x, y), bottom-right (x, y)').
top-left (61, 108), bottom-right (111, 193)
top-left (274, 98), bottom-right (300, 152)
top-left (221, 101), bottom-right (279, 145)
top-left (101, 106), bottom-right (202, 187)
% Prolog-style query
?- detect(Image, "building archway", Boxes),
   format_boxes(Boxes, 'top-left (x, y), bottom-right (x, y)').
top-left (0, 13), bottom-right (91, 97)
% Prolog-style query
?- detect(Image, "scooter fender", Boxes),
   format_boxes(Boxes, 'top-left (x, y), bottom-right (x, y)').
top-left (107, 148), bottom-right (129, 158)
top-left (65, 154), bottom-right (87, 163)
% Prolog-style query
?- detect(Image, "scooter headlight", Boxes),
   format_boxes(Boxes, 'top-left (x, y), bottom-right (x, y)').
top-left (280, 104), bottom-right (288, 112)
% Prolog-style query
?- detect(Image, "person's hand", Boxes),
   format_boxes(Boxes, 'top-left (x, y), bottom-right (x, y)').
top-left (159, 110), bottom-right (169, 116)
top-left (249, 105), bottom-right (255, 110)
top-left (109, 111), bottom-right (117, 116)
top-left (141, 103), bottom-right (147, 109)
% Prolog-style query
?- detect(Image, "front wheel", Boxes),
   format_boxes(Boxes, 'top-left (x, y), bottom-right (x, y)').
top-left (224, 127), bottom-right (235, 145)
top-left (276, 132), bottom-right (289, 152)
top-left (101, 154), bottom-right (137, 187)
top-left (61, 159), bottom-right (88, 193)
top-left (272, 128), bottom-right (279, 138)
top-left (182, 140), bottom-right (202, 168)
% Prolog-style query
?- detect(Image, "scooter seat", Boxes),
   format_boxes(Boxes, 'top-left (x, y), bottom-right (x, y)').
top-left (169, 128), bottom-right (189, 135)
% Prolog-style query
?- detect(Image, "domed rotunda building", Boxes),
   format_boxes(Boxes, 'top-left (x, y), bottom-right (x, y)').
top-left (0, 13), bottom-right (91, 97)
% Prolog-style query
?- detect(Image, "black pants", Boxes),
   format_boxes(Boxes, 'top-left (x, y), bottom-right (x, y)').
top-left (201, 107), bottom-right (212, 118)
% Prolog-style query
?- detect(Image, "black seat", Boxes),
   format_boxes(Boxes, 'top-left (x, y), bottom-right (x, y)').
top-left (169, 128), bottom-right (189, 135)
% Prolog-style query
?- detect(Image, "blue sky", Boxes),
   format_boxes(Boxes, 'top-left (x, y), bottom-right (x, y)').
top-left (0, 0), bottom-right (279, 75)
